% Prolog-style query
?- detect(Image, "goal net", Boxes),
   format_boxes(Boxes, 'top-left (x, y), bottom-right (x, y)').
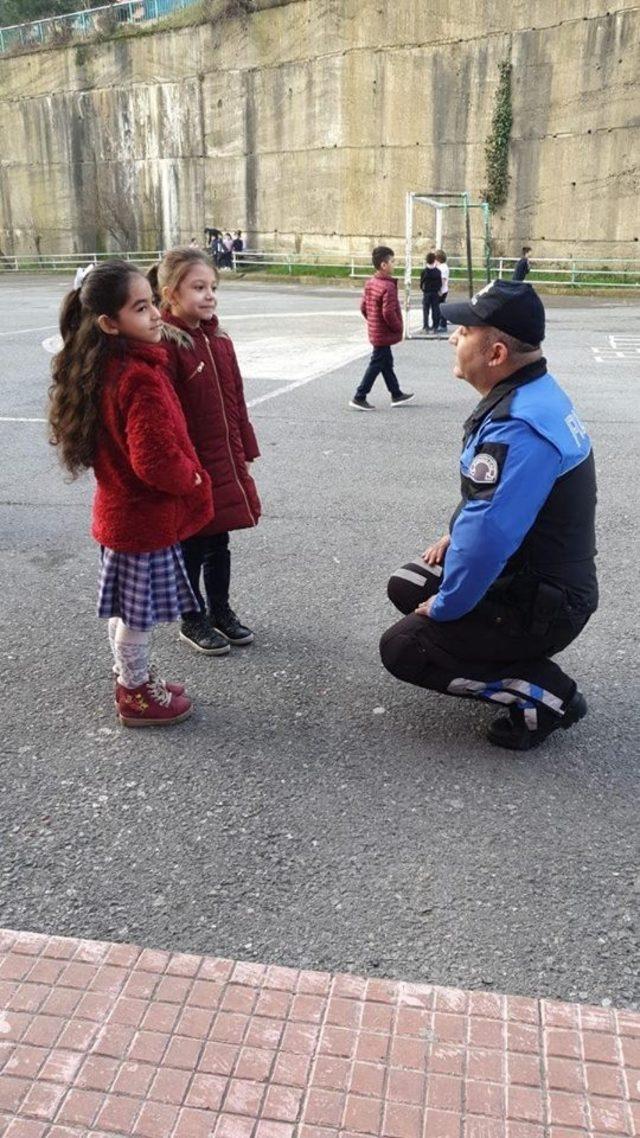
top-left (403, 192), bottom-right (492, 338)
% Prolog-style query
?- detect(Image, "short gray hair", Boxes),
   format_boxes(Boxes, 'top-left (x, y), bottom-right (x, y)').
top-left (485, 327), bottom-right (540, 355)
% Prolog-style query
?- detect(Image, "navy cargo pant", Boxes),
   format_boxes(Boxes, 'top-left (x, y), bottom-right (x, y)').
top-left (380, 555), bottom-right (589, 729)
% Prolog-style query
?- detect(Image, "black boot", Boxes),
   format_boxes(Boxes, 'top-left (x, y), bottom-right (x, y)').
top-left (179, 613), bottom-right (230, 655)
top-left (211, 603), bottom-right (254, 646)
top-left (487, 690), bottom-right (587, 751)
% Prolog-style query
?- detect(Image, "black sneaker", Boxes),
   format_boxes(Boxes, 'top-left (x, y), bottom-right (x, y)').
top-left (487, 690), bottom-right (587, 751)
top-left (179, 614), bottom-right (230, 655)
top-left (211, 604), bottom-right (254, 645)
top-left (391, 392), bottom-right (415, 406)
top-left (349, 397), bottom-right (375, 411)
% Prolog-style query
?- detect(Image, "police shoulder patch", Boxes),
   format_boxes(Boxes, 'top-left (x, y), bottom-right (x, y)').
top-left (469, 452), bottom-right (499, 484)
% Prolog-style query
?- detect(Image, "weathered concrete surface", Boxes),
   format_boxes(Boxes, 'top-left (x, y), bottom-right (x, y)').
top-left (0, 0), bottom-right (638, 258)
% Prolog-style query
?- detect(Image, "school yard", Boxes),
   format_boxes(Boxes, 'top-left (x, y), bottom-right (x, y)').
top-left (0, 274), bottom-right (638, 1017)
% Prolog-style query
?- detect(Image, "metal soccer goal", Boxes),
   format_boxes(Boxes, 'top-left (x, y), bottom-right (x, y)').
top-left (403, 191), bottom-right (492, 338)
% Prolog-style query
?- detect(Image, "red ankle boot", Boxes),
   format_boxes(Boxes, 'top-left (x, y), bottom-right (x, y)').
top-left (116, 679), bottom-right (192, 728)
top-left (149, 665), bottom-right (186, 697)
top-left (113, 666), bottom-right (186, 705)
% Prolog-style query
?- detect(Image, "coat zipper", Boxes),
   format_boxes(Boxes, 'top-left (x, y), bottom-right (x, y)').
top-left (202, 337), bottom-right (257, 525)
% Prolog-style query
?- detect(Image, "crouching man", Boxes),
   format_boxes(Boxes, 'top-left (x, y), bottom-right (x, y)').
top-left (380, 281), bottom-right (598, 751)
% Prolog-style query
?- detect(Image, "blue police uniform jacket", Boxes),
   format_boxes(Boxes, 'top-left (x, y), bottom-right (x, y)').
top-left (429, 359), bottom-right (598, 622)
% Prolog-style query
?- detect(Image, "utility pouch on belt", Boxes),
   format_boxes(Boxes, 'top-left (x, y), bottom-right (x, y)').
top-left (530, 581), bottom-right (566, 637)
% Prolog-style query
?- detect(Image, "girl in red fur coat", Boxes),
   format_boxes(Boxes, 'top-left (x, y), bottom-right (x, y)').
top-left (48, 260), bottom-right (213, 727)
top-left (157, 247), bottom-right (261, 656)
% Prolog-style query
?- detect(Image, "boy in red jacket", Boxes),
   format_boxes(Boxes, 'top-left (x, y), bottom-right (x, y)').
top-left (349, 246), bottom-right (414, 411)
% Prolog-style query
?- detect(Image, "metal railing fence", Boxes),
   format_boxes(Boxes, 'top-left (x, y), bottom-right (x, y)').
top-left (0, 0), bottom-right (199, 53)
top-left (2, 249), bottom-right (640, 289)
top-left (0, 249), bottom-right (163, 271)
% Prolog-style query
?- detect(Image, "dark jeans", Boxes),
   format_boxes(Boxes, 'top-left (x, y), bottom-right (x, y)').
top-left (438, 291), bottom-right (448, 330)
top-left (380, 555), bottom-right (589, 718)
top-left (355, 345), bottom-right (402, 399)
top-left (181, 531), bottom-right (230, 617)
top-left (422, 293), bottom-right (441, 331)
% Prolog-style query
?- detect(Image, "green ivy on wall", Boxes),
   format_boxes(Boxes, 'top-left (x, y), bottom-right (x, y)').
top-left (484, 60), bottom-right (513, 212)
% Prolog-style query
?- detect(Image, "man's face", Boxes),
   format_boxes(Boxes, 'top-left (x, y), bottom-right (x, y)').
top-left (379, 257), bottom-right (395, 275)
top-left (449, 324), bottom-right (493, 388)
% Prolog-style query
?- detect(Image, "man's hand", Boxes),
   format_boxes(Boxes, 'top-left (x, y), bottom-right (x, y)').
top-left (422, 533), bottom-right (450, 566)
top-left (416, 595), bottom-right (435, 618)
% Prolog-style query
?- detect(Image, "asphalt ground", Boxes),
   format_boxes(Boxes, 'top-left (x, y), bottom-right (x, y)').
top-left (1, 275), bottom-right (638, 1010)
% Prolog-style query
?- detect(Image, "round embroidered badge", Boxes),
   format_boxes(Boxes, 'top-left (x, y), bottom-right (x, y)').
top-left (469, 453), bottom-right (499, 483)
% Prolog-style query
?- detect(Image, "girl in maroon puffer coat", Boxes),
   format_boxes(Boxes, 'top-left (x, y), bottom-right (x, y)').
top-left (156, 248), bottom-right (261, 656)
top-left (48, 260), bottom-right (213, 728)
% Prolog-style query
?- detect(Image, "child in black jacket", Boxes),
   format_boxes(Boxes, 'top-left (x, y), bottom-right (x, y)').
top-left (420, 253), bottom-right (442, 333)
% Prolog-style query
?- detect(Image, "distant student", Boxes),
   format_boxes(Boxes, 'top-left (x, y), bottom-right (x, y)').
top-left (435, 249), bottom-right (449, 332)
top-left (47, 260), bottom-right (213, 727)
top-left (220, 233), bottom-right (234, 270)
top-left (349, 246), bottom-right (414, 411)
top-left (157, 247), bottom-right (261, 655)
top-left (512, 246), bottom-right (532, 281)
top-left (419, 252), bottom-right (442, 333)
top-left (231, 230), bottom-right (244, 253)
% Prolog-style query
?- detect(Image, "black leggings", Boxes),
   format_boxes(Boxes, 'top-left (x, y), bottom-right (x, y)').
top-left (181, 532), bottom-right (230, 615)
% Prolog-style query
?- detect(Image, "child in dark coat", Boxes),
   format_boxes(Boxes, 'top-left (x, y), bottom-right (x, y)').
top-left (157, 248), bottom-right (261, 656)
top-left (420, 252), bottom-right (442, 333)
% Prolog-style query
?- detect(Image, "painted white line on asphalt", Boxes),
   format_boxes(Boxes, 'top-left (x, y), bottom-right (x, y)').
top-left (0, 416), bottom-right (46, 422)
top-left (0, 324), bottom-right (58, 337)
top-left (247, 347), bottom-right (370, 408)
top-left (222, 310), bottom-right (361, 320)
top-left (1, 337), bottom-right (369, 422)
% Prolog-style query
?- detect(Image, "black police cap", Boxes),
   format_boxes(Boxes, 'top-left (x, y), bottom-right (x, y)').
top-left (440, 280), bottom-right (545, 344)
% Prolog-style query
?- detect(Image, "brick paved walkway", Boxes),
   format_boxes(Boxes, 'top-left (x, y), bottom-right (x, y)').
top-left (0, 929), bottom-right (638, 1138)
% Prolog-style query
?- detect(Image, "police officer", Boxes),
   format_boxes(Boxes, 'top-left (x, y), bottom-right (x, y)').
top-left (380, 280), bottom-right (598, 750)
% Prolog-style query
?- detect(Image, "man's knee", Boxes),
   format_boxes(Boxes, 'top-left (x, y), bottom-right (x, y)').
top-left (386, 574), bottom-right (417, 615)
top-left (380, 623), bottom-right (423, 684)
top-left (380, 614), bottom-right (457, 693)
top-left (387, 560), bottom-right (440, 614)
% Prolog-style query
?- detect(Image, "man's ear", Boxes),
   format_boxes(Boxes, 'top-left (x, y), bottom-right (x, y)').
top-left (97, 314), bottom-right (120, 336)
top-left (489, 338), bottom-right (509, 367)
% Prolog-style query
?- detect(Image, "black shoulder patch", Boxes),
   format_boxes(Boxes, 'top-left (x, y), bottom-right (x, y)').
top-left (462, 442), bottom-right (509, 500)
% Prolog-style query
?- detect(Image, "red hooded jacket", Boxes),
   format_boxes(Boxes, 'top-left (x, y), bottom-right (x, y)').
top-left (360, 272), bottom-right (404, 346)
top-left (162, 313), bottom-right (261, 536)
top-left (91, 340), bottom-right (213, 553)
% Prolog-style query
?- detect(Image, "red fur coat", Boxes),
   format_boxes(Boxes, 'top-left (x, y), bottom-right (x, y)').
top-left (91, 340), bottom-right (213, 553)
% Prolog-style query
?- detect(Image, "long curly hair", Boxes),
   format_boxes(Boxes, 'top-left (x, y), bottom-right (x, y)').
top-left (48, 260), bottom-right (142, 477)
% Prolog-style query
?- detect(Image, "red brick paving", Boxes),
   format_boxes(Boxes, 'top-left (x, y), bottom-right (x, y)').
top-left (1, 929), bottom-right (639, 1136)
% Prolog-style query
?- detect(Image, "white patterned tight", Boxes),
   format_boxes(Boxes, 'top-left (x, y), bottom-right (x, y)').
top-left (108, 618), bottom-right (151, 689)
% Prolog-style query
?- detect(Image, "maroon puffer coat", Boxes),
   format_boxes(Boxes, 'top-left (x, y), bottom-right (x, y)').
top-left (360, 273), bottom-right (404, 346)
top-left (162, 314), bottom-right (261, 536)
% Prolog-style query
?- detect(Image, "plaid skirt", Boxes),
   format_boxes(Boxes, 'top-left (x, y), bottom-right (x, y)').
top-left (97, 544), bottom-right (198, 631)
